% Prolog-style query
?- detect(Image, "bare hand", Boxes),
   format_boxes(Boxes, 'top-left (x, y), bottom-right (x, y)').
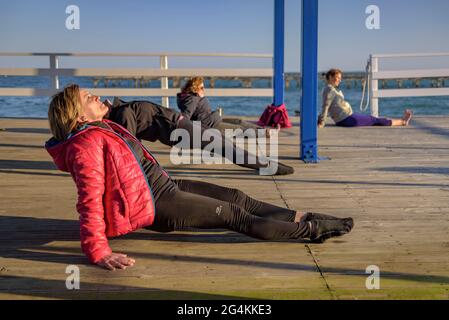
top-left (98, 253), bottom-right (135, 271)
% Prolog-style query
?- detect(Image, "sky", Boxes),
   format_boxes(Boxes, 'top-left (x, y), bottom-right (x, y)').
top-left (1, 0), bottom-right (449, 71)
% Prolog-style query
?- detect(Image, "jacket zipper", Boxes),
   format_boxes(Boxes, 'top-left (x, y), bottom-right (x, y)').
top-left (107, 122), bottom-right (171, 177)
top-left (100, 126), bottom-right (157, 216)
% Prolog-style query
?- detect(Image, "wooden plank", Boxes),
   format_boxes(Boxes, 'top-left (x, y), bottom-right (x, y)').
top-left (0, 88), bottom-right (273, 97)
top-left (0, 52), bottom-right (273, 58)
top-left (0, 68), bottom-right (273, 77)
top-left (375, 88), bottom-right (449, 98)
top-left (373, 68), bottom-right (449, 80)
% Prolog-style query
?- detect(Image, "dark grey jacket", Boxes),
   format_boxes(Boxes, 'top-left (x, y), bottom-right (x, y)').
top-left (176, 92), bottom-right (222, 128)
top-left (107, 97), bottom-right (183, 146)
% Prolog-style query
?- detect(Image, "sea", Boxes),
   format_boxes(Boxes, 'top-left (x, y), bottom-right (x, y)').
top-left (1, 76), bottom-right (448, 119)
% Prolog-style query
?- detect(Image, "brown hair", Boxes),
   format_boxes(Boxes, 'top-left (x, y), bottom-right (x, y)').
top-left (181, 77), bottom-right (204, 94)
top-left (325, 69), bottom-right (343, 81)
top-left (48, 84), bottom-right (83, 141)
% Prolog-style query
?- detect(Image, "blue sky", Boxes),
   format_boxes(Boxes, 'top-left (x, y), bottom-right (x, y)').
top-left (1, 0), bottom-right (449, 71)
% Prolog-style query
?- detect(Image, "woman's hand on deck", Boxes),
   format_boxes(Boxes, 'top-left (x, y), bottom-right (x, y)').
top-left (98, 253), bottom-right (136, 271)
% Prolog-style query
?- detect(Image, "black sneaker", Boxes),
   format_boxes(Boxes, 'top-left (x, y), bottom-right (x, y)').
top-left (309, 218), bottom-right (354, 243)
top-left (250, 161), bottom-right (294, 176)
top-left (273, 162), bottom-right (294, 176)
top-left (303, 212), bottom-right (347, 221)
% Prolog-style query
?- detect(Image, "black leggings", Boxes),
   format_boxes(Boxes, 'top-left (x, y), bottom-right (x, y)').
top-left (214, 119), bottom-right (263, 135)
top-left (174, 118), bottom-right (269, 170)
top-left (147, 179), bottom-right (310, 241)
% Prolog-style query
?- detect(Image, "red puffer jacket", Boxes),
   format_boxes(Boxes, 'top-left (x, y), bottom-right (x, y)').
top-left (45, 120), bottom-right (156, 264)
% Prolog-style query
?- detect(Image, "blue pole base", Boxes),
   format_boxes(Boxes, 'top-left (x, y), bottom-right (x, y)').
top-left (301, 156), bottom-right (331, 164)
top-left (300, 0), bottom-right (319, 164)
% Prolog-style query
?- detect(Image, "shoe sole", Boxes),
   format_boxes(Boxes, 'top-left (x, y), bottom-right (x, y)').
top-left (310, 230), bottom-right (349, 244)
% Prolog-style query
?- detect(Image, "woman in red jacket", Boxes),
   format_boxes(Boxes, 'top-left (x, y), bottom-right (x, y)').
top-left (45, 84), bottom-right (354, 271)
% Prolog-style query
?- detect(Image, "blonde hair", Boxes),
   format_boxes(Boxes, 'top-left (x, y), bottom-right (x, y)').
top-left (181, 77), bottom-right (204, 94)
top-left (48, 84), bottom-right (83, 141)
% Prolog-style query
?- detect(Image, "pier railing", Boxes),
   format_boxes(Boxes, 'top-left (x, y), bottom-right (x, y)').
top-left (0, 52), bottom-right (273, 108)
top-left (370, 53), bottom-right (449, 117)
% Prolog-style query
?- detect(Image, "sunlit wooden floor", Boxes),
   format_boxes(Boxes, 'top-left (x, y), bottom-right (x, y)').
top-left (1, 116), bottom-right (448, 300)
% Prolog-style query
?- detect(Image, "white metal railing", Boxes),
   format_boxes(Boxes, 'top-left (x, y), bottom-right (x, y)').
top-left (370, 53), bottom-right (449, 117)
top-left (0, 52), bottom-right (274, 108)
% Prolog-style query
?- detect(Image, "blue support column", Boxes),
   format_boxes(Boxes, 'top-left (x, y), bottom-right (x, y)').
top-left (273, 0), bottom-right (285, 106)
top-left (300, 0), bottom-right (319, 163)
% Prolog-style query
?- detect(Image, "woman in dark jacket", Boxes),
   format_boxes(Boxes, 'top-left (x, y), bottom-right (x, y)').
top-left (45, 84), bottom-right (354, 270)
top-left (107, 97), bottom-right (294, 175)
top-left (177, 77), bottom-right (264, 133)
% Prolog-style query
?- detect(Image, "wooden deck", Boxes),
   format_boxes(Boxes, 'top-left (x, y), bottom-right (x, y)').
top-left (1, 116), bottom-right (449, 300)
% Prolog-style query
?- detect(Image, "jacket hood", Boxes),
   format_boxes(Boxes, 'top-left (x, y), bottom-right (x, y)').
top-left (45, 124), bottom-right (100, 172)
top-left (177, 92), bottom-right (198, 101)
top-left (177, 92), bottom-right (188, 99)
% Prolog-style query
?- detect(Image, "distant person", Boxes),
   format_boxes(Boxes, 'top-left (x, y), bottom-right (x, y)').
top-left (318, 69), bottom-right (413, 128)
top-left (45, 84), bottom-right (354, 270)
top-left (176, 77), bottom-right (264, 134)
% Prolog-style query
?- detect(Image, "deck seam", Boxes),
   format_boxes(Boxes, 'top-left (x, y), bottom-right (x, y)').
top-left (305, 245), bottom-right (336, 300)
top-left (271, 176), bottom-right (291, 209)
top-left (272, 176), bottom-right (336, 299)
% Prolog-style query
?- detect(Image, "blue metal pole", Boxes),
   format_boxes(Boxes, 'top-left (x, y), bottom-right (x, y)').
top-left (300, 0), bottom-right (319, 163)
top-left (273, 0), bottom-right (285, 106)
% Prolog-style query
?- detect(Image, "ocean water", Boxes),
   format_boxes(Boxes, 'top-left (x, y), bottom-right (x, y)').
top-left (0, 76), bottom-right (448, 119)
